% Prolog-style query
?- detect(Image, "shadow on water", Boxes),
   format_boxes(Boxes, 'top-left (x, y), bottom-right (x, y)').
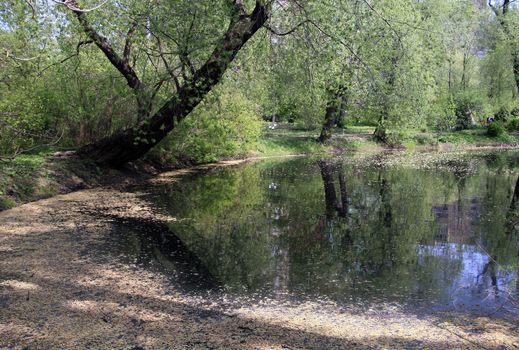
top-left (107, 151), bottom-right (519, 319)
top-left (103, 216), bottom-right (219, 294)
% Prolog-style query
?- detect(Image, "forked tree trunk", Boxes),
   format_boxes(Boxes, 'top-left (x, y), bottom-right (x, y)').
top-left (318, 102), bottom-right (340, 143)
top-left (318, 87), bottom-right (347, 143)
top-left (68, 1), bottom-right (270, 166)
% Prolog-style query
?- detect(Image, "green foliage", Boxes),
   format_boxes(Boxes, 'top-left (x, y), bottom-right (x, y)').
top-left (454, 93), bottom-right (488, 130)
top-left (432, 96), bottom-right (457, 133)
top-left (0, 0), bottom-right (518, 163)
top-left (508, 117), bottom-right (519, 131)
top-left (0, 196), bottom-right (16, 210)
top-left (495, 104), bottom-right (519, 123)
top-left (495, 106), bottom-right (512, 122)
top-left (487, 122), bottom-right (506, 137)
top-left (151, 92), bottom-right (263, 164)
top-left (415, 133), bottom-right (436, 145)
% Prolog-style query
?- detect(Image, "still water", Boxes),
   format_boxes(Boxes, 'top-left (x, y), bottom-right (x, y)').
top-left (112, 151), bottom-right (519, 318)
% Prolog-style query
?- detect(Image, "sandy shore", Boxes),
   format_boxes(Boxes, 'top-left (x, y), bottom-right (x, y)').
top-left (1, 184), bottom-right (519, 349)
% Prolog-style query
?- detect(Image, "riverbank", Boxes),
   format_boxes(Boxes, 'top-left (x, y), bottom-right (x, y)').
top-left (1, 125), bottom-right (519, 211)
top-left (1, 185), bottom-right (518, 349)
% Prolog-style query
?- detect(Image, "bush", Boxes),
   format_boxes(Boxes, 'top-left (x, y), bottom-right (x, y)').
top-left (487, 122), bottom-right (506, 137)
top-left (150, 91), bottom-right (263, 165)
top-left (373, 128), bottom-right (413, 147)
top-left (454, 93), bottom-right (487, 130)
top-left (415, 134), bottom-right (435, 145)
top-left (495, 106), bottom-right (511, 123)
top-left (0, 196), bottom-right (16, 211)
top-left (508, 117), bottom-right (519, 131)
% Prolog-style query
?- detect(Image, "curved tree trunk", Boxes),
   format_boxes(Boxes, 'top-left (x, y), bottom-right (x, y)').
top-left (65, 0), bottom-right (270, 166)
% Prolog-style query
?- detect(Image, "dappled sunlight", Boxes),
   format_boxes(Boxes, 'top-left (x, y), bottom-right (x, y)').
top-left (74, 265), bottom-right (173, 302)
top-left (0, 280), bottom-right (39, 291)
top-left (234, 303), bottom-right (519, 349)
top-left (2, 156), bottom-right (519, 349)
top-left (63, 299), bottom-right (180, 323)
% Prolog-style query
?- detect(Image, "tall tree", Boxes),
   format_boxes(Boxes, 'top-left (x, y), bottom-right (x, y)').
top-left (489, 0), bottom-right (519, 92)
top-left (54, 0), bottom-right (271, 166)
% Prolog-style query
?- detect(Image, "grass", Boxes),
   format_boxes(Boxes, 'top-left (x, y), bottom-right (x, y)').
top-left (254, 123), bottom-right (382, 157)
top-left (342, 125), bottom-right (376, 134)
top-left (253, 125), bottom-right (328, 157)
top-left (254, 138), bottom-right (328, 157)
top-left (255, 123), bottom-right (519, 157)
top-left (436, 128), bottom-right (519, 145)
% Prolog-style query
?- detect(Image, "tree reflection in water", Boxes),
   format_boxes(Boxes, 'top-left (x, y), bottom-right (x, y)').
top-left (112, 152), bottom-right (519, 318)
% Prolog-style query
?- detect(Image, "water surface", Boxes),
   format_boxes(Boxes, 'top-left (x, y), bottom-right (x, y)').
top-left (112, 151), bottom-right (519, 319)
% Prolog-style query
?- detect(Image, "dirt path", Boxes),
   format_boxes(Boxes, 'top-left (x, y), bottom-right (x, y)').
top-left (1, 185), bottom-right (518, 349)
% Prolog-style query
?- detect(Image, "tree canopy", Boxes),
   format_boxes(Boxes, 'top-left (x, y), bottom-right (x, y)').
top-left (0, 0), bottom-right (518, 164)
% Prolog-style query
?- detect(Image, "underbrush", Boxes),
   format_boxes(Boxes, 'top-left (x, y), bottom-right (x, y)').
top-left (0, 153), bottom-right (55, 210)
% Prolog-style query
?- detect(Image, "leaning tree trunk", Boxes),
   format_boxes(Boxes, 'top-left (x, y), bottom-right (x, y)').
top-left (65, 0), bottom-right (270, 166)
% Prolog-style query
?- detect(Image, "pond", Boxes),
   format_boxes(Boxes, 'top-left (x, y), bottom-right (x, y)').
top-left (110, 151), bottom-right (519, 320)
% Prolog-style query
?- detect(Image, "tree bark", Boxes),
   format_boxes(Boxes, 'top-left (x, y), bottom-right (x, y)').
top-left (318, 87), bottom-right (347, 143)
top-left (69, 1), bottom-right (270, 166)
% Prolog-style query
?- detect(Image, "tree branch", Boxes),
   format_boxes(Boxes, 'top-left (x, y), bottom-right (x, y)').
top-left (59, 0), bottom-right (142, 90)
top-left (150, 32), bottom-right (181, 91)
top-left (264, 20), bottom-right (309, 36)
top-left (123, 21), bottom-right (139, 62)
top-left (488, 0), bottom-right (500, 15)
top-left (38, 40), bottom-right (93, 75)
top-left (52, 0), bottom-right (109, 13)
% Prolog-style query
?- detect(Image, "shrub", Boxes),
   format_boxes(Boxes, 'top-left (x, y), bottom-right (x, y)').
top-left (454, 93), bottom-right (487, 130)
top-left (495, 106), bottom-right (512, 123)
top-left (150, 91), bottom-right (263, 165)
top-left (374, 128), bottom-right (413, 147)
top-left (508, 117), bottom-right (519, 131)
top-left (415, 134), bottom-right (435, 145)
top-left (487, 122), bottom-right (506, 137)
